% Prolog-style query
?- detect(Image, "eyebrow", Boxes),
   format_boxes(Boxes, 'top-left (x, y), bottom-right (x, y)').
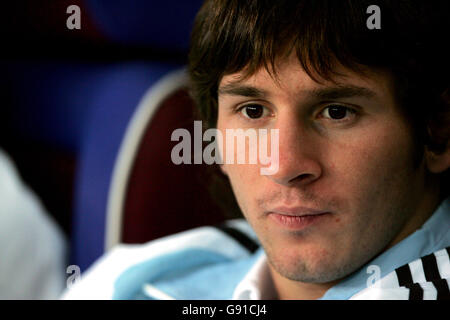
top-left (311, 86), bottom-right (377, 100)
top-left (218, 83), bottom-right (269, 98)
top-left (218, 83), bottom-right (377, 100)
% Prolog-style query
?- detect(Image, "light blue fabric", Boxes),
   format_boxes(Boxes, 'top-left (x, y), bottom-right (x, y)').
top-left (150, 251), bottom-right (262, 299)
top-left (113, 198), bottom-right (449, 300)
top-left (113, 248), bottom-right (261, 299)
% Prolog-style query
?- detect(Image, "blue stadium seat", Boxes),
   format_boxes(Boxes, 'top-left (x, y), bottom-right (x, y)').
top-left (70, 63), bottom-right (183, 271)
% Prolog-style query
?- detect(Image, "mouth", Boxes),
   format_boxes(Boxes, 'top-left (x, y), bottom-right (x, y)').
top-left (267, 206), bottom-right (331, 230)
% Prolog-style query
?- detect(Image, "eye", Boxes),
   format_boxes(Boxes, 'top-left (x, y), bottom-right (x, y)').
top-left (239, 104), bottom-right (267, 119)
top-left (320, 105), bottom-right (356, 120)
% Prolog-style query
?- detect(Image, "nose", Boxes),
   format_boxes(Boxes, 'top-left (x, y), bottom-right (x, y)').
top-left (266, 118), bottom-right (323, 187)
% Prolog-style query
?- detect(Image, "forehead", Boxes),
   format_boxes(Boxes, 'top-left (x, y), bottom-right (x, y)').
top-left (219, 53), bottom-right (394, 100)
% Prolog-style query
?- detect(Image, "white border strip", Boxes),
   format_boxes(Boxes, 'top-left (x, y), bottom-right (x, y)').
top-left (105, 68), bottom-right (188, 251)
top-left (142, 284), bottom-right (176, 300)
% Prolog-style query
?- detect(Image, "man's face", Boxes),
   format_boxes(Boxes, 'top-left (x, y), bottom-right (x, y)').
top-left (217, 54), bottom-right (433, 284)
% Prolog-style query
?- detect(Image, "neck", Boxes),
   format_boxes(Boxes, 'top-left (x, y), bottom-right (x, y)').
top-left (384, 174), bottom-right (442, 251)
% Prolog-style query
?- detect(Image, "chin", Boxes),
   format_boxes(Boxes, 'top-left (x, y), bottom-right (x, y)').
top-left (266, 241), bottom-right (354, 283)
top-left (274, 256), bottom-right (352, 284)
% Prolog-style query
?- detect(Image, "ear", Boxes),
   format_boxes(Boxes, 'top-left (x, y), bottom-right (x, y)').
top-left (425, 144), bottom-right (450, 173)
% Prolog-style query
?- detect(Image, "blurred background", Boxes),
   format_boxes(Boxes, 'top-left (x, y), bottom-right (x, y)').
top-left (0, 0), bottom-right (240, 298)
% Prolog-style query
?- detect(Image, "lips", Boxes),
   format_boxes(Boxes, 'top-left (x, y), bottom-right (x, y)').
top-left (267, 206), bottom-right (330, 230)
top-left (269, 206), bottom-right (328, 217)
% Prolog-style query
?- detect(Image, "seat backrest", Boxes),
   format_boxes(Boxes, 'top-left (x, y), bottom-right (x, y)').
top-left (71, 67), bottom-right (232, 271)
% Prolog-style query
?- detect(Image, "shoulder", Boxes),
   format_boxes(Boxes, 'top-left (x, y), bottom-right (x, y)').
top-left (0, 149), bottom-right (62, 238)
top-left (62, 219), bottom-right (259, 299)
top-left (0, 149), bottom-right (67, 299)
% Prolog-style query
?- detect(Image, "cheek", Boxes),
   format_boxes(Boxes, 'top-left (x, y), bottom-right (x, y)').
top-left (224, 163), bottom-right (260, 195)
top-left (329, 120), bottom-right (420, 229)
top-left (222, 159), bottom-right (266, 221)
top-left (333, 120), bottom-right (415, 182)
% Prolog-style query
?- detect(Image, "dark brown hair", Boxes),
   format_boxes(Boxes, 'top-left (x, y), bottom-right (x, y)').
top-left (188, 0), bottom-right (449, 198)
